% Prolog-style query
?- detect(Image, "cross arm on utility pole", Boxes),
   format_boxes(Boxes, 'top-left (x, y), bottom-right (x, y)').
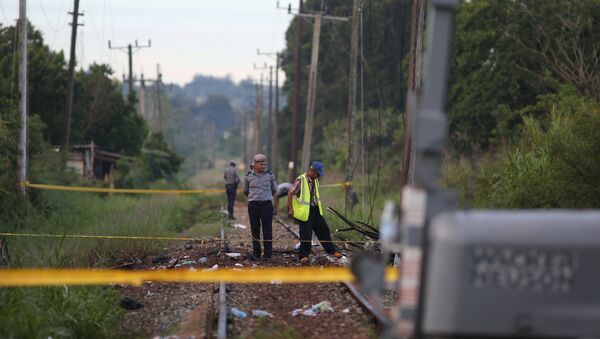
top-left (108, 39), bottom-right (152, 100)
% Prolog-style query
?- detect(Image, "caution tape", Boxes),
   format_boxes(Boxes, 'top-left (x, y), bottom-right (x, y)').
top-left (0, 232), bottom-right (378, 244)
top-left (19, 182), bottom-right (224, 195)
top-left (18, 181), bottom-right (351, 194)
top-left (0, 232), bottom-right (214, 243)
top-left (320, 181), bottom-right (352, 188)
top-left (0, 267), bottom-right (399, 286)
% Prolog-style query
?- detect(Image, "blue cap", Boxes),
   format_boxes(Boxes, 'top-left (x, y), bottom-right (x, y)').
top-left (310, 161), bottom-right (325, 177)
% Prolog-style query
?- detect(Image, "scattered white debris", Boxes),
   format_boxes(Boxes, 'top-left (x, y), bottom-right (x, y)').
top-left (231, 223), bottom-right (247, 229)
top-left (203, 264), bottom-right (219, 271)
top-left (252, 310), bottom-right (273, 318)
top-left (291, 300), bottom-right (334, 316)
top-left (226, 252), bottom-right (242, 259)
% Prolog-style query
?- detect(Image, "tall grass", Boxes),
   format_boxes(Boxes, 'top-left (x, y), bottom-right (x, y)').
top-left (0, 188), bottom-right (223, 338)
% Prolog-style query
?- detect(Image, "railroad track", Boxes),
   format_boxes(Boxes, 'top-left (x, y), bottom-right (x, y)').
top-left (274, 215), bottom-right (391, 327)
top-left (212, 206), bottom-right (388, 338)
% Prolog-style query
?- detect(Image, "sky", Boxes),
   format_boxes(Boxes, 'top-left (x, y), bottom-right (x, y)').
top-left (0, 0), bottom-right (293, 85)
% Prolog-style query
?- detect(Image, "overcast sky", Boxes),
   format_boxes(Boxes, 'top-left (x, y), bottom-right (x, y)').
top-left (0, 0), bottom-right (292, 85)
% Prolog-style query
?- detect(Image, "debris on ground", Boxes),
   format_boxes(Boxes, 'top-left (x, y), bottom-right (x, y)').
top-left (235, 263), bottom-right (244, 267)
top-left (231, 307), bottom-right (247, 318)
top-left (231, 223), bottom-right (247, 229)
top-left (292, 300), bottom-right (334, 317)
top-left (226, 252), bottom-right (242, 260)
top-left (251, 310), bottom-right (274, 318)
top-left (174, 260), bottom-right (195, 268)
top-left (197, 257), bottom-right (207, 264)
top-left (310, 253), bottom-right (336, 265)
top-left (293, 240), bottom-right (319, 251)
top-left (204, 264), bottom-right (219, 271)
top-left (120, 296), bottom-right (144, 310)
top-left (342, 308), bottom-right (351, 313)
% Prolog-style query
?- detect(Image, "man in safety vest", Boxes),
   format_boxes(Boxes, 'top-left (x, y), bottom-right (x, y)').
top-left (287, 161), bottom-right (343, 261)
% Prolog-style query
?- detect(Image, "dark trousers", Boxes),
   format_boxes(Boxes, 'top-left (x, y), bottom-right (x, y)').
top-left (248, 201), bottom-right (273, 258)
top-left (226, 185), bottom-right (236, 218)
top-left (298, 206), bottom-right (336, 258)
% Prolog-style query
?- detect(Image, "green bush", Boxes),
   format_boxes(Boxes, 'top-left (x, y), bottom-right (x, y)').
top-left (444, 87), bottom-right (600, 209)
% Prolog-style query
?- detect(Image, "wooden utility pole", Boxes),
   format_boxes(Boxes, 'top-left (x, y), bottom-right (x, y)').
top-left (267, 65), bottom-right (273, 165)
top-left (257, 49), bottom-right (282, 173)
top-left (273, 53), bottom-right (280, 175)
top-left (108, 39), bottom-right (151, 101)
top-left (17, 0), bottom-right (28, 195)
top-left (255, 76), bottom-right (263, 154)
top-left (139, 73), bottom-right (146, 118)
top-left (285, 3), bottom-right (349, 173)
top-left (401, 0), bottom-right (426, 187)
top-left (290, 0), bottom-right (303, 183)
top-left (345, 0), bottom-right (361, 209)
top-left (63, 0), bottom-right (83, 156)
top-left (300, 13), bottom-right (322, 171)
top-left (155, 64), bottom-right (163, 133)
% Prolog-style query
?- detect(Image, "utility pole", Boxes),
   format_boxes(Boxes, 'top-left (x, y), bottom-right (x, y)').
top-left (291, 0), bottom-right (302, 182)
top-left (136, 64), bottom-right (162, 133)
top-left (267, 65), bottom-right (273, 167)
top-left (155, 64), bottom-right (163, 133)
top-left (258, 48), bottom-right (283, 174)
top-left (17, 0), bottom-right (28, 195)
top-left (295, 9), bottom-right (350, 171)
top-left (253, 64), bottom-right (268, 155)
top-left (63, 0), bottom-right (83, 157)
top-left (345, 0), bottom-right (360, 210)
top-left (300, 13), bottom-right (322, 171)
top-left (139, 73), bottom-right (146, 118)
top-left (108, 39), bottom-right (151, 101)
top-left (401, 0), bottom-right (426, 187)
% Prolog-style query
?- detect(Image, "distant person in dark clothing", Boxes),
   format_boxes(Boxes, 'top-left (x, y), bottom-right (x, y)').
top-left (223, 161), bottom-right (240, 220)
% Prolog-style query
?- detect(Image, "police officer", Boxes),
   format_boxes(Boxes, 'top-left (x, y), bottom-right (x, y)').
top-left (287, 161), bottom-right (342, 262)
top-left (223, 160), bottom-right (240, 220)
top-left (243, 154), bottom-right (277, 260)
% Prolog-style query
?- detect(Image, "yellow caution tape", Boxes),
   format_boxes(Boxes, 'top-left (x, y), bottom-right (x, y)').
top-left (20, 182), bottom-right (225, 194)
top-left (0, 232), bottom-right (377, 244)
top-left (0, 267), bottom-right (400, 286)
top-left (19, 181), bottom-right (351, 194)
top-left (0, 232), bottom-right (214, 242)
top-left (320, 181), bottom-right (352, 188)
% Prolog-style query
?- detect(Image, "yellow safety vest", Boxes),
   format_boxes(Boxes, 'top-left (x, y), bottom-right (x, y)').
top-left (292, 173), bottom-right (323, 221)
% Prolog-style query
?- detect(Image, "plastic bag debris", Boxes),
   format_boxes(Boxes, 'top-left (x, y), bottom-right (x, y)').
top-left (291, 300), bottom-right (334, 316)
top-left (252, 310), bottom-right (273, 318)
top-left (235, 263), bottom-right (244, 267)
top-left (174, 260), bottom-right (195, 268)
top-left (342, 308), bottom-right (350, 313)
top-left (197, 257), bottom-right (208, 264)
top-left (337, 256), bottom-right (350, 266)
top-left (231, 307), bottom-right (247, 318)
top-left (231, 223), bottom-right (247, 229)
top-left (204, 264), bottom-right (219, 271)
top-left (226, 253), bottom-right (242, 260)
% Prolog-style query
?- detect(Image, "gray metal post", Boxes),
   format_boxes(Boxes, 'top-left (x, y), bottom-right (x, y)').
top-left (392, 0), bottom-right (459, 337)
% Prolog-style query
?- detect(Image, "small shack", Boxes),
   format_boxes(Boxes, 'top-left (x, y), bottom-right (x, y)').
top-left (66, 142), bottom-right (123, 181)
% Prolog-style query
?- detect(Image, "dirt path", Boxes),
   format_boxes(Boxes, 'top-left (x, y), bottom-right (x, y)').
top-left (116, 200), bottom-right (378, 338)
